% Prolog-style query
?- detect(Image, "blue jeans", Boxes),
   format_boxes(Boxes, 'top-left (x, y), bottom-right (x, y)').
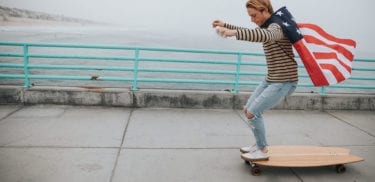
top-left (245, 80), bottom-right (297, 150)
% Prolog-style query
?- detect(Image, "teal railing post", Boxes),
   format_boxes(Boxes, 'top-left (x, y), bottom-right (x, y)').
top-left (320, 86), bottom-right (327, 95)
top-left (232, 53), bottom-right (242, 93)
top-left (132, 48), bottom-right (140, 91)
top-left (23, 44), bottom-right (30, 87)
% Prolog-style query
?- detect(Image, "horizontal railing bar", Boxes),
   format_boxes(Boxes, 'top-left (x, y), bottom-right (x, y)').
top-left (0, 63), bottom-right (24, 68)
top-left (28, 54), bottom-right (134, 61)
top-left (241, 62), bottom-right (267, 66)
top-left (328, 84), bottom-right (375, 89)
top-left (0, 53), bottom-right (24, 57)
top-left (349, 76), bottom-right (375, 80)
top-left (138, 68), bottom-right (235, 75)
top-left (28, 64), bottom-right (134, 71)
top-left (238, 81), bottom-right (264, 86)
top-left (139, 57), bottom-right (236, 65)
top-left (0, 74), bottom-right (25, 79)
top-left (354, 58), bottom-right (375, 62)
top-left (27, 75), bottom-right (133, 82)
top-left (29, 75), bottom-right (93, 80)
top-left (137, 78), bottom-right (235, 84)
top-left (123, 47), bottom-right (265, 56)
top-left (352, 67), bottom-right (375, 72)
top-left (0, 42), bottom-right (29, 47)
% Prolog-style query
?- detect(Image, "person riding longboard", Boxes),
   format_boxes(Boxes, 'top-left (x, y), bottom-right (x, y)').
top-left (212, 0), bottom-right (298, 161)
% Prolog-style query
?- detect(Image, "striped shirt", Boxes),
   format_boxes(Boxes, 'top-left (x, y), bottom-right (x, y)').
top-left (224, 23), bottom-right (298, 83)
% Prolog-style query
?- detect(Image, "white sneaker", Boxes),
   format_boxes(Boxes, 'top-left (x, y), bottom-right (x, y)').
top-left (241, 149), bottom-right (269, 161)
top-left (240, 144), bottom-right (257, 153)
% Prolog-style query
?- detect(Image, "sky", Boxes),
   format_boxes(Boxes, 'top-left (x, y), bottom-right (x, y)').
top-left (1, 0), bottom-right (375, 56)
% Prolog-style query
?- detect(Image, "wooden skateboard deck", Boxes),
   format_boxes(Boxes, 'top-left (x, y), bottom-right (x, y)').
top-left (241, 146), bottom-right (364, 176)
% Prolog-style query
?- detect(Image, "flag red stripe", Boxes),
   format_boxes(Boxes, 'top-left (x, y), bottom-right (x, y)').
top-left (320, 64), bottom-right (346, 83)
top-left (298, 23), bottom-right (356, 47)
top-left (313, 52), bottom-right (352, 73)
top-left (293, 40), bottom-right (329, 86)
top-left (304, 35), bottom-right (354, 61)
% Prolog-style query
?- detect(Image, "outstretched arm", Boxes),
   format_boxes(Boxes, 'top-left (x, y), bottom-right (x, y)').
top-left (214, 23), bottom-right (284, 42)
top-left (236, 23), bottom-right (284, 42)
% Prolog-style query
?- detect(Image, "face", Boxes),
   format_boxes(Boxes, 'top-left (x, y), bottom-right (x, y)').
top-left (247, 8), bottom-right (269, 27)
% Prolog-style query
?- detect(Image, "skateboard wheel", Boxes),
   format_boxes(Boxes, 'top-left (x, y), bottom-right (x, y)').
top-left (335, 164), bottom-right (346, 173)
top-left (244, 160), bottom-right (250, 165)
top-left (251, 166), bottom-right (261, 176)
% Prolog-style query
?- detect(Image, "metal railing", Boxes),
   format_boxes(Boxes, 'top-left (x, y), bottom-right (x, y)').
top-left (0, 41), bottom-right (374, 95)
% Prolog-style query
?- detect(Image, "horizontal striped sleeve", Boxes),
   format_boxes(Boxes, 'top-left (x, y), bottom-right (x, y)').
top-left (236, 23), bottom-right (285, 43)
top-left (224, 23), bottom-right (246, 30)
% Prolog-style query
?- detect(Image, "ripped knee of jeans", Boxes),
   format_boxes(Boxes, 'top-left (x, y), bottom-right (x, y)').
top-left (243, 108), bottom-right (255, 120)
top-left (247, 112), bottom-right (255, 120)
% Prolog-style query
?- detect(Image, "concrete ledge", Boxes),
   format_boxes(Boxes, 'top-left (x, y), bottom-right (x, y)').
top-left (134, 89), bottom-right (238, 109)
top-left (321, 94), bottom-right (375, 110)
top-left (0, 85), bottom-right (374, 110)
top-left (0, 86), bottom-right (133, 107)
top-left (0, 86), bottom-right (23, 103)
top-left (274, 93), bottom-right (322, 110)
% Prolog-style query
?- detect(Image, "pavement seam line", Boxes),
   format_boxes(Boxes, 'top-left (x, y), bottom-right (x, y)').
top-left (0, 105), bottom-right (24, 122)
top-left (234, 109), bottom-right (252, 128)
top-left (123, 147), bottom-right (241, 150)
top-left (327, 111), bottom-right (375, 138)
top-left (0, 146), bottom-right (120, 149)
top-left (289, 168), bottom-right (304, 182)
top-left (108, 108), bottom-right (135, 182)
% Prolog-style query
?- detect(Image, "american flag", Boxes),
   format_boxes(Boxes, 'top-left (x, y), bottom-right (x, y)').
top-left (274, 7), bottom-right (356, 86)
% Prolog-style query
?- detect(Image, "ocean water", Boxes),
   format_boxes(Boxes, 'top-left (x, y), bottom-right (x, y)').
top-left (0, 25), bottom-right (374, 94)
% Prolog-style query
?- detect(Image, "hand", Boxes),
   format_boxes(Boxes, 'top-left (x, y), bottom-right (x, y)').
top-left (216, 27), bottom-right (236, 38)
top-left (212, 20), bottom-right (224, 28)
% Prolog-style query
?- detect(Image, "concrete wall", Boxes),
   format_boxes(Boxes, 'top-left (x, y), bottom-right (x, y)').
top-left (0, 85), bottom-right (374, 110)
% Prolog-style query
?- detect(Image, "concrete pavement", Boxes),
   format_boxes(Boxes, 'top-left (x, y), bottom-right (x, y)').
top-left (0, 105), bottom-right (374, 182)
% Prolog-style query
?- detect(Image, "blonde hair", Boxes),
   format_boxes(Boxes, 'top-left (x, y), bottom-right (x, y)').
top-left (246, 0), bottom-right (274, 14)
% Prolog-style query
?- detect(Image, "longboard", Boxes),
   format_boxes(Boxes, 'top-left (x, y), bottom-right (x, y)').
top-left (241, 146), bottom-right (364, 176)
